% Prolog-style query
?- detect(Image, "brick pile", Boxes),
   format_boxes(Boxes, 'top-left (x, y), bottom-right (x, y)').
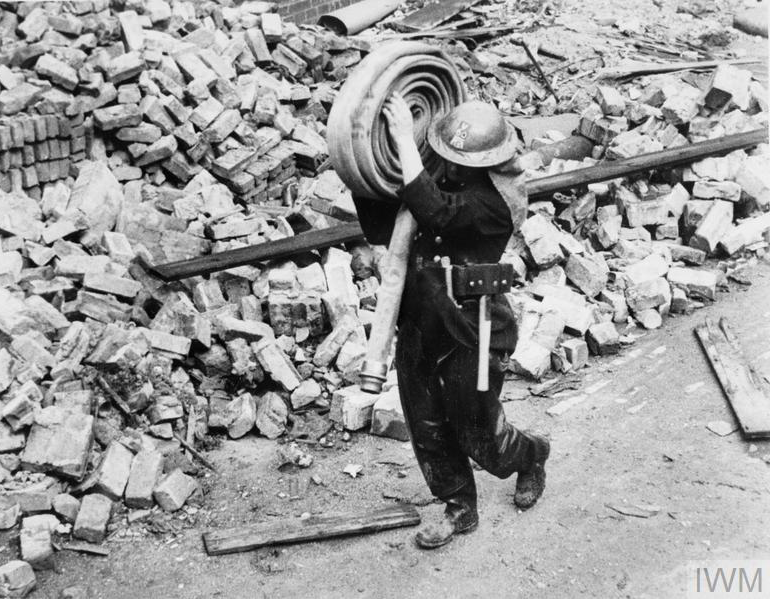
top-left (0, 0), bottom-right (366, 207)
top-left (0, 0), bottom-right (376, 581)
top-left (499, 64), bottom-right (770, 380)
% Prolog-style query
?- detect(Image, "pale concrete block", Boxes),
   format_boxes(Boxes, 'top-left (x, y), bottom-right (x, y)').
top-left (735, 155), bottom-right (770, 209)
top-left (20, 515), bottom-right (57, 569)
top-left (521, 214), bottom-right (564, 268)
top-left (216, 316), bottom-right (274, 343)
top-left (252, 339), bottom-right (301, 391)
top-left (510, 340), bottom-right (552, 380)
top-left (21, 407), bottom-right (93, 481)
top-left (153, 469), bottom-right (198, 512)
top-left (623, 252), bottom-right (669, 286)
top-left (0, 560), bottom-right (36, 597)
top-left (564, 253), bottom-right (608, 298)
top-left (598, 289), bottom-right (629, 323)
top-left (90, 441), bottom-right (134, 501)
top-left (667, 267), bottom-right (718, 301)
top-left (586, 322), bottom-right (620, 356)
top-left (330, 385), bottom-right (379, 431)
top-left (635, 308), bottom-right (663, 330)
top-left (254, 392), bottom-right (288, 439)
top-left (226, 393), bottom-right (257, 439)
top-left (689, 200), bottom-right (734, 254)
top-left (560, 338), bottom-right (589, 369)
top-left (73, 494), bottom-right (113, 543)
top-left (296, 263), bottom-right (327, 293)
top-left (625, 277), bottom-right (671, 312)
top-left (370, 387), bottom-right (409, 441)
top-left (718, 213), bottom-right (770, 256)
top-left (692, 180), bottom-right (742, 202)
top-left (290, 379), bottom-right (321, 410)
top-left (52, 494), bottom-right (80, 524)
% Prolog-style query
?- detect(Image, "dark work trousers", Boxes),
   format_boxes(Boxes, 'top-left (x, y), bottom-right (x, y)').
top-left (395, 319), bottom-right (536, 507)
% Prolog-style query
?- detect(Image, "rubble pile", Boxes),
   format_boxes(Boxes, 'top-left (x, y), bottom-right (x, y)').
top-left (0, 0), bottom-right (364, 249)
top-left (503, 65), bottom-right (770, 379)
top-left (0, 0), bottom-right (384, 579)
top-left (0, 0), bottom-right (768, 587)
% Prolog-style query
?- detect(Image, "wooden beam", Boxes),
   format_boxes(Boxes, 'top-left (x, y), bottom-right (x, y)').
top-left (527, 129), bottom-right (769, 200)
top-left (150, 130), bottom-right (768, 281)
top-left (695, 317), bottom-right (770, 439)
top-left (394, 0), bottom-right (483, 32)
top-left (150, 222), bottom-right (365, 281)
top-left (202, 504), bottom-right (421, 555)
top-left (597, 58), bottom-right (762, 80)
top-left (385, 24), bottom-right (516, 40)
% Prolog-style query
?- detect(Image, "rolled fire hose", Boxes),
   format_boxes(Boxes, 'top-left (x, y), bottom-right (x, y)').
top-left (327, 42), bottom-right (466, 393)
top-left (328, 41), bottom-right (466, 201)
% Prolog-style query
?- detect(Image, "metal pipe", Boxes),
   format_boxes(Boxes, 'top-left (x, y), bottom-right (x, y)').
top-left (318, 0), bottom-right (401, 36)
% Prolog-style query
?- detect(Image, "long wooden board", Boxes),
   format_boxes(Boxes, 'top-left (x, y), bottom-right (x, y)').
top-left (202, 504), bottom-right (421, 555)
top-left (150, 222), bottom-right (365, 281)
top-left (695, 317), bottom-right (770, 439)
top-left (394, 0), bottom-right (483, 32)
top-left (527, 129), bottom-right (769, 200)
top-left (150, 129), bottom-right (768, 281)
top-left (597, 58), bottom-right (762, 80)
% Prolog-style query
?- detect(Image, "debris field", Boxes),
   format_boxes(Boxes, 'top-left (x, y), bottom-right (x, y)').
top-left (0, 0), bottom-right (767, 595)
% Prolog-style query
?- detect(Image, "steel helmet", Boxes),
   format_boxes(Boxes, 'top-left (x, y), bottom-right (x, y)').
top-left (427, 100), bottom-right (519, 168)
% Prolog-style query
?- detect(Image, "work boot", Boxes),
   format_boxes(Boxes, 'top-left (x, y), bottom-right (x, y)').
top-left (513, 433), bottom-right (550, 510)
top-left (415, 499), bottom-right (478, 549)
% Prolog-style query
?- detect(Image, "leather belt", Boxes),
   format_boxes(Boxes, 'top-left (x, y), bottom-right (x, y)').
top-left (450, 263), bottom-right (514, 298)
top-left (425, 262), bottom-right (514, 299)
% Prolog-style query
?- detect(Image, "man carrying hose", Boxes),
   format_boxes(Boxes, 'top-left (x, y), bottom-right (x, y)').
top-left (352, 92), bottom-right (551, 549)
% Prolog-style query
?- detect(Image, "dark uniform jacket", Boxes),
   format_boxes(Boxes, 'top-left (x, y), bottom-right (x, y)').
top-left (353, 169), bottom-right (517, 364)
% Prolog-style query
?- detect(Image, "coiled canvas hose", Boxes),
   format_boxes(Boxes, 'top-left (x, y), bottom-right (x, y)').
top-left (328, 41), bottom-right (467, 201)
top-left (328, 42), bottom-right (466, 393)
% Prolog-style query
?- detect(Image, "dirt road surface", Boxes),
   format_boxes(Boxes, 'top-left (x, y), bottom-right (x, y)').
top-left (26, 261), bottom-right (769, 598)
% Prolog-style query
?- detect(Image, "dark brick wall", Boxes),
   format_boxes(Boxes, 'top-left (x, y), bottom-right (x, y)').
top-left (274, 0), bottom-right (360, 25)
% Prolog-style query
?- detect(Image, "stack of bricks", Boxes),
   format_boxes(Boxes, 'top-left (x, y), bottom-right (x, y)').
top-left (0, 0), bottom-right (370, 207)
top-left (0, 113), bottom-right (86, 198)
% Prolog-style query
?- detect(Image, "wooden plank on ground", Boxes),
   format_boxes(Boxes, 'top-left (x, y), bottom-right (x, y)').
top-left (394, 0), bottom-right (483, 32)
top-left (695, 317), bottom-right (770, 439)
top-left (203, 504), bottom-right (421, 555)
top-left (150, 222), bottom-right (365, 281)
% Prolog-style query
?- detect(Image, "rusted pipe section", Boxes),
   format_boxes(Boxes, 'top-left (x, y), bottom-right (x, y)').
top-left (318, 0), bottom-right (401, 36)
